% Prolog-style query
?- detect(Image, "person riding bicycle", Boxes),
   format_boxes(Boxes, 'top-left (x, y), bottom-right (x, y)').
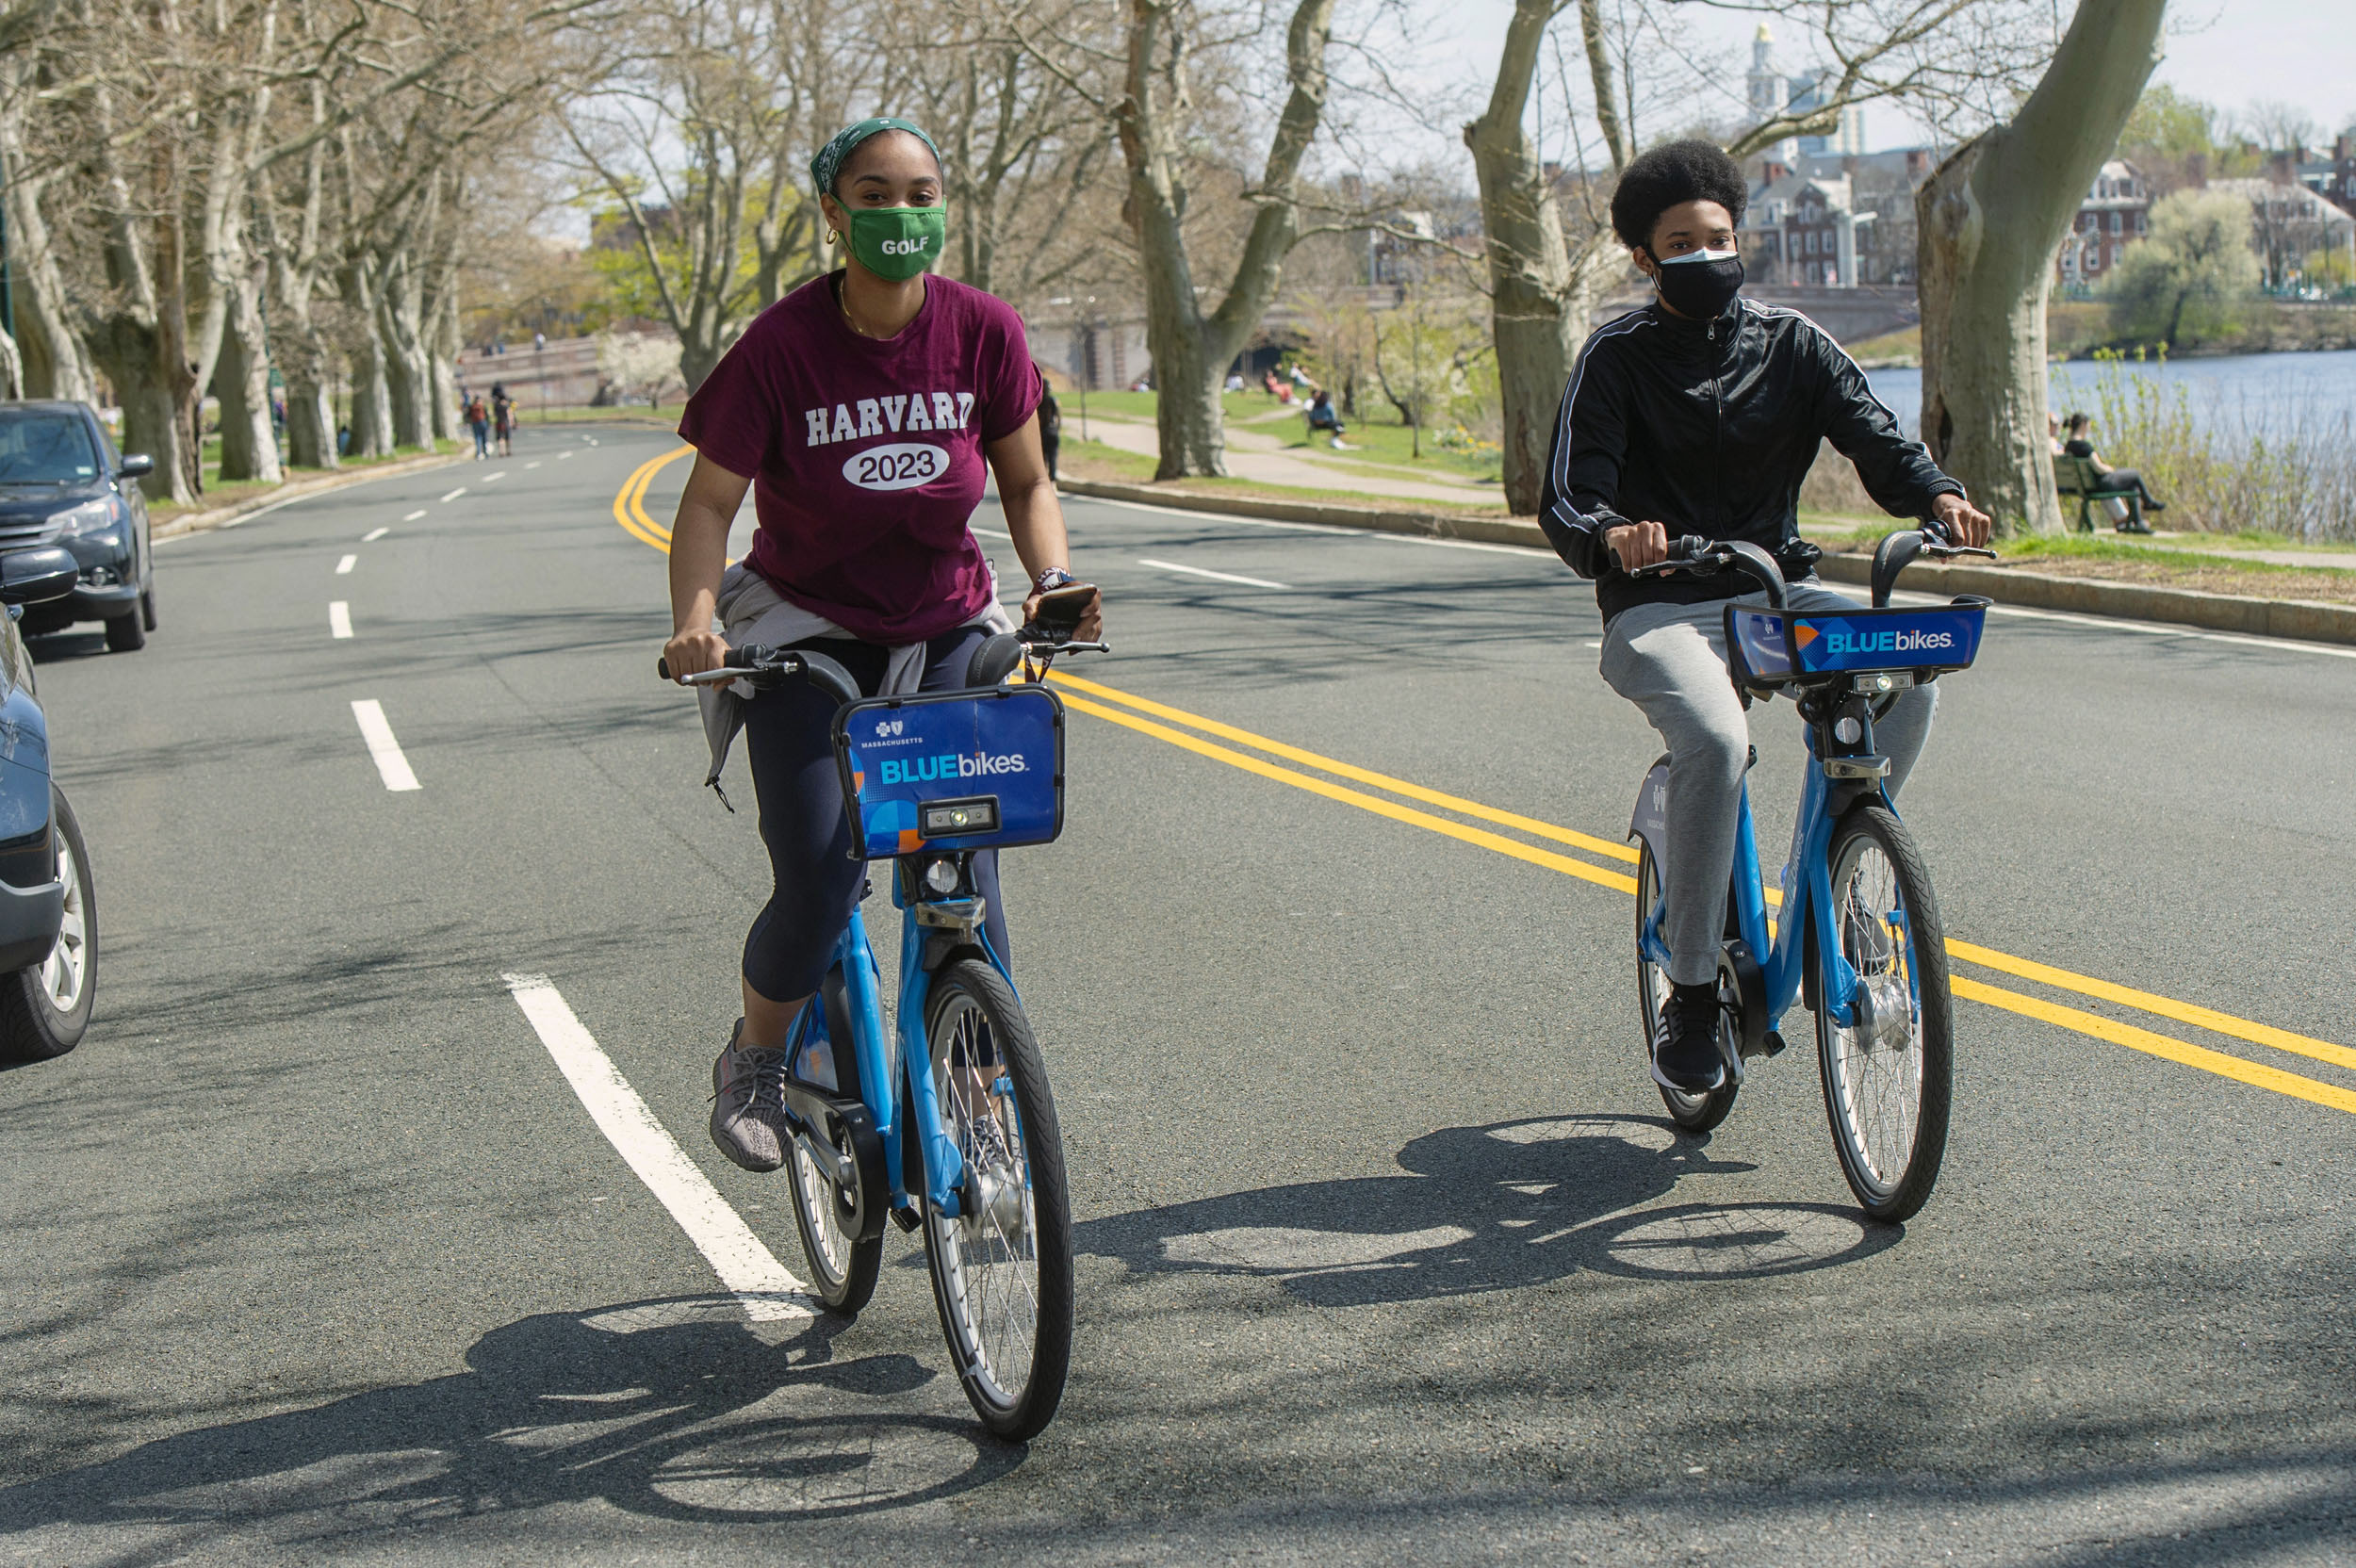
top-left (661, 116), bottom-right (1103, 1173)
top-left (1538, 139), bottom-right (1991, 1096)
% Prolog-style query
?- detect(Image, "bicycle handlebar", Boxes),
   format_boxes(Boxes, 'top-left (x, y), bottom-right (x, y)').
top-left (656, 643), bottom-right (862, 705)
top-left (657, 632), bottom-right (1105, 697)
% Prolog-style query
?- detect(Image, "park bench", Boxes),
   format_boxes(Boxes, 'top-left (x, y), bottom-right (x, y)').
top-left (2053, 453), bottom-right (2143, 533)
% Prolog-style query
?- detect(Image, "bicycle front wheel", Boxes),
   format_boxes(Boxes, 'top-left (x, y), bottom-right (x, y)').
top-left (1815, 802), bottom-right (1954, 1223)
top-left (920, 959), bottom-right (1073, 1441)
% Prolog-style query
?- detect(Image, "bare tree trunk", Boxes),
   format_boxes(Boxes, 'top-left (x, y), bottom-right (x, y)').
top-left (341, 255), bottom-right (395, 458)
top-left (264, 87), bottom-right (336, 468)
top-left (378, 244), bottom-right (436, 449)
top-left (1465, 0), bottom-right (1604, 514)
top-left (0, 325), bottom-right (20, 400)
top-left (0, 155), bottom-right (93, 401)
top-left (213, 254), bottom-right (284, 482)
top-left (1917, 0), bottom-right (2164, 534)
top-left (1119, 0), bottom-right (1335, 478)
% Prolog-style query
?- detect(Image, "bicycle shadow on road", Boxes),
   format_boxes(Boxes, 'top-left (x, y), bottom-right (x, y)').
top-left (0, 1294), bottom-right (1020, 1547)
top-left (1079, 1114), bottom-right (1900, 1307)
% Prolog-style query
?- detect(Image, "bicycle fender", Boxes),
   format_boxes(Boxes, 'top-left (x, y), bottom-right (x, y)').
top-left (1628, 754), bottom-right (1672, 870)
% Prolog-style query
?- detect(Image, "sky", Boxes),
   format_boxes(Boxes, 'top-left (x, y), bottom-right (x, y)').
top-left (1413, 0), bottom-right (2356, 161)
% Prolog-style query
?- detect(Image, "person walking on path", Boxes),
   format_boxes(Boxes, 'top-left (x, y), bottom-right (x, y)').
top-left (491, 384), bottom-right (515, 457)
top-left (466, 395), bottom-right (490, 459)
top-left (1039, 375), bottom-right (1062, 481)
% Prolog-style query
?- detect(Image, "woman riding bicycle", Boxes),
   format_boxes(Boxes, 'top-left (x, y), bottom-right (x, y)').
top-left (1538, 139), bottom-right (1990, 1097)
top-left (662, 116), bottom-right (1103, 1173)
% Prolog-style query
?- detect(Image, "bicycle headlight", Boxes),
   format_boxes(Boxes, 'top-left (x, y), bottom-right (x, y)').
top-left (49, 499), bottom-right (115, 537)
top-left (920, 797), bottom-right (1000, 839)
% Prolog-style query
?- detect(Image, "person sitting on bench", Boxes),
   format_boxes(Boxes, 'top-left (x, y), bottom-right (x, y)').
top-left (1305, 387), bottom-right (1350, 449)
top-left (2062, 411), bottom-right (2166, 515)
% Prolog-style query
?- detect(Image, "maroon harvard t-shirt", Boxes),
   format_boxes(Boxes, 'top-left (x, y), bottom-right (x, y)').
top-left (678, 272), bottom-right (1042, 644)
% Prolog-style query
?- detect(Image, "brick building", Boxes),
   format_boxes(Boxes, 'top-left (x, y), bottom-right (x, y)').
top-left (2057, 160), bottom-right (2151, 287)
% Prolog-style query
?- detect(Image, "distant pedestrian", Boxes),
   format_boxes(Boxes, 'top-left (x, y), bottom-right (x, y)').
top-left (466, 395), bottom-right (490, 459)
top-left (1038, 376), bottom-right (1062, 481)
top-left (2062, 411), bottom-right (2165, 527)
top-left (533, 331), bottom-right (547, 354)
top-left (491, 383), bottom-right (515, 456)
top-left (1306, 387), bottom-right (1350, 449)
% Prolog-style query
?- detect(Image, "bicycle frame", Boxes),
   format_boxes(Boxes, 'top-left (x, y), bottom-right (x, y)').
top-left (1635, 729), bottom-right (1884, 1072)
top-left (821, 864), bottom-right (1025, 1224)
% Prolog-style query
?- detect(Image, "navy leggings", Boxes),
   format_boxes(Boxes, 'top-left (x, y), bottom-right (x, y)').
top-left (739, 624), bottom-right (1010, 1003)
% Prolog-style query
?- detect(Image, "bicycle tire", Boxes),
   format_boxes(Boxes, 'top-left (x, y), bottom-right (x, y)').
top-left (1814, 801), bottom-right (1954, 1223)
top-left (1634, 841), bottom-right (1738, 1134)
top-left (783, 974), bottom-right (883, 1316)
top-left (919, 959), bottom-right (1073, 1442)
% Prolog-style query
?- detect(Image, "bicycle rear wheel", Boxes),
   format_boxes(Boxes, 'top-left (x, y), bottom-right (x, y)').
top-left (920, 959), bottom-right (1072, 1441)
top-left (1815, 802), bottom-right (1953, 1222)
top-left (782, 974), bottom-right (883, 1315)
top-left (1634, 841), bottom-right (1738, 1134)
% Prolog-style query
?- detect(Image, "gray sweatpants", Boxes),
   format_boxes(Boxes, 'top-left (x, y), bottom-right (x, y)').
top-left (1601, 581), bottom-right (1937, 987)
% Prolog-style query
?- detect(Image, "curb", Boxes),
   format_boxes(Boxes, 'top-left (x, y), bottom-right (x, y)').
top-left (151, 449), bottom-right (472, 541)
top-left (1055, 475), bottom-right (1542, 549)
top-left (1812, 553), bottom-right (2356, 645)
top-left (1057, 476), bottom-right (2356, 647)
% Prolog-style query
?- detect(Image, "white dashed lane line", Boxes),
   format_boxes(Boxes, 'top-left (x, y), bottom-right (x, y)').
top-left (525, 461), bottom-right (541, 470)
top-left (1138, 557), bottom-right (1291, 591)
top-left (439, 486), bottom-right (466, 503)
top-left (350, 699), bottom-right (421, 792)
top-left (483, 471), bottom-right (507, 483)
top-left (370, 525), bottom-right (397, 539)
top-left (558, 450), bottom-right (574, 461)
top-left (329, 601), bottom-right (353, 639)
top-left (501, 973), bottom-right (811, 1323)
top-left (335, 555), bottom-right (356, 575)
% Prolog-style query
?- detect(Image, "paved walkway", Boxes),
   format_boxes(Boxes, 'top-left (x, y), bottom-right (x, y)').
top-left (2105, 531), bottom-right (2356, 572)
top-left (1076, 413), bottom-right (1508, 509)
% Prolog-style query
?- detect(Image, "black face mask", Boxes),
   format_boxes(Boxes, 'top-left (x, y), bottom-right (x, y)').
top-left (1649, 247), bottom-right (1743, 319)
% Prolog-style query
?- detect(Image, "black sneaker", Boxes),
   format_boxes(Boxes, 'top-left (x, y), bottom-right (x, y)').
top-left (711, 1019), bottom-right (791, 1172)
top-left (1652, 981), bottom-right (1727, 1094)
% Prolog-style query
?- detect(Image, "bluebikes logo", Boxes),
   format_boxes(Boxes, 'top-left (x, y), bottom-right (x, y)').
top-left (1790, 610), bottom-right (1982, 673)
top-left (875, 750), bottom-right (1030, 786)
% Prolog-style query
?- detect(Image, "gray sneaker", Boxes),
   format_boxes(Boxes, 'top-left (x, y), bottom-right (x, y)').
top-left (711, 1020), bottom-right (790, 1173)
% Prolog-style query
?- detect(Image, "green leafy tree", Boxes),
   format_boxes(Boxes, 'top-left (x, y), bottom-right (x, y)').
top-left (2102, 188), bottom-right (2260, 347)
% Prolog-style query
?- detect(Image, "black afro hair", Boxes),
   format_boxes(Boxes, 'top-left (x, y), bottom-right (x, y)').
top-left (1609, 139), bottom-right (1748, 252)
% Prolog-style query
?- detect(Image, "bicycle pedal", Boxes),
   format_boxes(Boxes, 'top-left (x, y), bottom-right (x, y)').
top-left (1761, 1030), bottom-right (1788, 1057)
top-left (890, 1204), bottom-right (923, 1234)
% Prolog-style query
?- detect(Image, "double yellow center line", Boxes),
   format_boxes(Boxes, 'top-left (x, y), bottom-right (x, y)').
top-left (607, 449), bottom-right (2356, 1119)
top-left (1045, 669), bottom-right (2356, 1119)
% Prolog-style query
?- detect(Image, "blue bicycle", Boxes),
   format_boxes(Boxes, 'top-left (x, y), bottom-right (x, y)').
top-left (663, 612), bottom-right (1104, 1440)
top-left (1624, 527), bottom-right (1993, 1222)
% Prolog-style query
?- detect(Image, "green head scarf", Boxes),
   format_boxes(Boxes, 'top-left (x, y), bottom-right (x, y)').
top-left (810, 117), bottom-right (941, 197)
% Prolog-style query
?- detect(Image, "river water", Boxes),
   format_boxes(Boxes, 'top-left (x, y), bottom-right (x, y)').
top-left (1863, 348), bottom-right (2356, 440)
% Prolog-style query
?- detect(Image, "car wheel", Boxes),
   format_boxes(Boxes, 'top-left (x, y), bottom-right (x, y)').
top-left (0, 788), bottom-right (96, 1063)
top-left (105, 612), bottom-right (145, 652)
top-left (140, 585), bottom-right (156, 632)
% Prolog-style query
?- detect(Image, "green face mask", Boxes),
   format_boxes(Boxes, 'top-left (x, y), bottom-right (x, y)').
top-left (845, 205), bottom-right (945, 282)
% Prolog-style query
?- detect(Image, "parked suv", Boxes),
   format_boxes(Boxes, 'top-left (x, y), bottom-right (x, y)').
top-left (0, 545), bottom-right (97, 1060)
top-left (0, 401), bottom-right (155, 651)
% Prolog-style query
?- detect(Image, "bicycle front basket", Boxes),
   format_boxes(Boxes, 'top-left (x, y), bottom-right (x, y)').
top-left (831, 684), bottom-right (1065, 859)
top-left (1727, 597), bottom-right (1988, 687)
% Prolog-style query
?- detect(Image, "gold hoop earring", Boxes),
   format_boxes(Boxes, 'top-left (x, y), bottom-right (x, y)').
top-left (825, 229), bottom-right (839, 247)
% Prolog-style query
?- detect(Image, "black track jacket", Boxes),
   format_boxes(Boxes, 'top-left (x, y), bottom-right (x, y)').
top-left (1539, 296), bottom-right (1962, 623)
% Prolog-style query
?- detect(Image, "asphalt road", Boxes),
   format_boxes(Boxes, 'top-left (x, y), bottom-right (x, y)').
top-left (1, 424), bottom-right (2350, 1565)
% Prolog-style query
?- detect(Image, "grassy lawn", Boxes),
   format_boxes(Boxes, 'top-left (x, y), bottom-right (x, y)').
top-left (1268, 416), bottom-right (1503, 484)
top-left (153, 441), bottom-right (447, 522)
top-left (1805, 515), bottom-right (2356, 604)
top-left (1058, 438), bottom-right (1513, 515)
